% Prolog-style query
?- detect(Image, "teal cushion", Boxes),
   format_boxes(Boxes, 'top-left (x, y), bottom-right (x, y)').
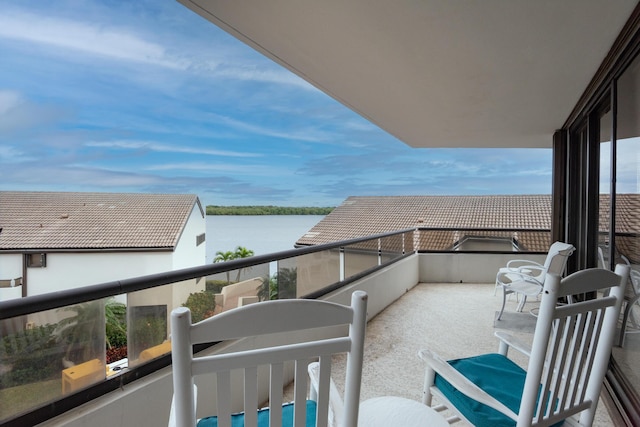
top-left (435, 353), bottom-right (563, 427)
top-left (197, 400), bottom-right (317, 427)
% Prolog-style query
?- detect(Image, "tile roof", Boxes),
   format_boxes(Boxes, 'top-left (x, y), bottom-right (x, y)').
top-left (297, 195), bottom-right (554, 249)
top-left (0, 192), bottom-right (201, 251)
top-left (296, 194), bottom-right (639, 256)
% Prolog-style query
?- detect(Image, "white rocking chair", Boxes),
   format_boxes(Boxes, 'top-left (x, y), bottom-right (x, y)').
top-left (421, 264), bottom-right (629, 427)
top-left (169, 290), bottom-right (368, 427)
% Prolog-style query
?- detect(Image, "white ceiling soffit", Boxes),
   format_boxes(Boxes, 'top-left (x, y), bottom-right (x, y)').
top-left (179, 1), bottom-right (638, 149)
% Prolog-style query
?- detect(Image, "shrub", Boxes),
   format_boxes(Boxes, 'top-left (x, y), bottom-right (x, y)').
top-left (0, 324), bottom-right (63, 389)
top-left (183, 291), bottom-right (217, 323)
top-left (205, 279), bottom-right (228, 294)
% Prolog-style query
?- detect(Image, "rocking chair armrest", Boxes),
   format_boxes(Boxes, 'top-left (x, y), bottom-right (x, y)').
top-left (497, 269), bottom-right (545, 287)
top-left (494, 331), bottom-right (532, 358)
top-left (418, 349), bottom-right (518, 421)
top-left (505, 259), bottom-right (544, 270)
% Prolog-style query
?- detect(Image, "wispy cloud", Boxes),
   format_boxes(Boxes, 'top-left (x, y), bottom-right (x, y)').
top-left (0, 144), bottom-right (35, 163)
top-left (143, 162), bottom-right (287, 177)
top-left (0, 90), bottom-right (66, 133)
top-left (86, 140), bottom-right (262, 158)
top-left (0, 5), bottom-right (312, 91)
top-left (0, 10), bottom-right (187, 69)
top-left (208, 113), bottom-right (336, 143)
top-left (0, 1), bottom-right (556, 207)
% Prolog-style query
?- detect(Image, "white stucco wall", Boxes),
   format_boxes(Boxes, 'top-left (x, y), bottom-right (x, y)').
top-left (171, 204), bottom-right (206, 270)
top-left (24, 251), bottom-right (174, 296)
top-left (0, 253), bottom-right (23, 301)
top-left (419, 252), bottom-right (546, 283)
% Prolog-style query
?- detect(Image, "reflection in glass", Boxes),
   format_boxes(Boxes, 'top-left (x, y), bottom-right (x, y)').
top-left (292, 250), bottom-right (340, 297)
top-left (0, 301), bottom-right (107, 423)
top-left (611, 52), bottom-right (640, 405)
top-left (344, 240), bottom-right (378, 279)
top-left (599, 108), bottom-right (612, 267)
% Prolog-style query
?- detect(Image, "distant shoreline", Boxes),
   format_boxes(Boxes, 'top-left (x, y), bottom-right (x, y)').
top-left (205, 206), bottom-right (334, 215)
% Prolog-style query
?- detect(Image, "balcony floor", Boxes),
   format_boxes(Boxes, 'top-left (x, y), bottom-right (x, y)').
top-left (331, 282), bottom-right (615, 426)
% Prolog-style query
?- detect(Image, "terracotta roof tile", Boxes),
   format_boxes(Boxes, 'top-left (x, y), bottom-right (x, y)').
top-left (0, 191), bottom-right (200, 251)
top-left (298, 194), bottom-right (640, 255)
top-left (296, 195), bottom-right (554, 251)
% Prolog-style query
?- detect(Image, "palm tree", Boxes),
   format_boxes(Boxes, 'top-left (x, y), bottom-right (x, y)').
top-left (233, 246), bottom-right (254, 281)
top-left (56, 301), bottom-right (104, 365)
top-left (213, 250), bottom-right (236, 285)
top-left (105, 299), bottom-right (127, 350)
top-left (257, 274), bottom-right (278, 301)
top-left (257, 268), bottom-right (297, 301)
top-left (275, 267), bottom-right (297, 299)
top-left (213, 247), bottom-right (255, 284)
top-left (56, 298), bottom-right (127, 365)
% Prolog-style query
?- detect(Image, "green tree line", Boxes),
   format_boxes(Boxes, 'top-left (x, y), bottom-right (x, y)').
top-left (206, 205), bottom-right (334, 215)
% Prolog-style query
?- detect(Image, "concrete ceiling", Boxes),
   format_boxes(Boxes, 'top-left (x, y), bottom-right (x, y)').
top-left (179, 0), bottom-right (638, 149)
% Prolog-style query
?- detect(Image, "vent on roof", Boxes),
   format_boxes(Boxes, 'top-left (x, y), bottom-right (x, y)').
top-left (60, 214), bottom-right (69, 219)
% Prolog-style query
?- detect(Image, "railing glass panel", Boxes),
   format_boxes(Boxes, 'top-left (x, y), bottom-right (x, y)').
top-left (0, 300), bottom-right (107, 422)
top-left (0, 229), bottom-right (414, 425)
top-left (380, 232), bottom-right (407, 264)
top-left (344, 240), bottom-right (379, 279)
top-left (416, 228), bottom-right (551, 252)
top-left (127, 286), bottom-right (174, 369)
top-left (278, 249), bottom-right (341, 298)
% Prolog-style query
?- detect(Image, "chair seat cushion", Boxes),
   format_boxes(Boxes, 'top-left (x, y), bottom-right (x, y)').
top-left (197, 400), bottom-right (317, 427)
top-left (435, 353), bottom-right (563, 427)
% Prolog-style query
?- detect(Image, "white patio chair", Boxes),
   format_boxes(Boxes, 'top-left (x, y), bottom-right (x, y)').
top-left (169, 290), bottom-right (368, 427)
top-left (420, 264), bottom-right (629, 427)
top-left (618, 269), bottom-right (640, 347)
top-left (495, 241), bottom-right (575, 320)
top-left (597, 247), bottom-right (640, 347)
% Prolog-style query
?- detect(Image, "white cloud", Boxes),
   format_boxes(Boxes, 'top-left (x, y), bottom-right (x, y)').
top-left (0, 7), bottom-right (316, 91)
top-left (0, 90), bottom-right (22, 115)
top-left (0, 10), bottom-right (190, 70)
top-left (0, 145), bottom-right (35, 162)
top-left (86, 140), bottom-right (262, 158)
top-left (0, 89), bottom-right (65, 133)
top-left (209, 113), bottom-right (336, 143)
top-left (144, 162), bottom-right (289, 176)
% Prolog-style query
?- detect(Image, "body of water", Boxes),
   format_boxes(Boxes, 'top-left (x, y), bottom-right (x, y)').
top-left (205, 215), bottom-right (325, 264)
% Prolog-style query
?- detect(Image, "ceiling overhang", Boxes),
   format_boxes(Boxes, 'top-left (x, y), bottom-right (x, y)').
top-left (179, 0), bottom-right (638, 149)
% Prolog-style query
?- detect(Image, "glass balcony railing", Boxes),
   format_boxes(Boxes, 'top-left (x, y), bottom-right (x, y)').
top-left (0, 229), bottom-right (414, 426)
top-left (416, 227), bottom-right (552, 253)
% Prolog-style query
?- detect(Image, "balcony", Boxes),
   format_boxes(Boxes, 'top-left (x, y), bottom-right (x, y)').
top-left (0, 229), bottom-right (628, 426)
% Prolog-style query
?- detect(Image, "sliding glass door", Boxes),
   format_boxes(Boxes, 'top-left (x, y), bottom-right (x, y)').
top-left (564, 46), bottom-right (640, 425)
top-left (610, 52), bottom-right (640, 418)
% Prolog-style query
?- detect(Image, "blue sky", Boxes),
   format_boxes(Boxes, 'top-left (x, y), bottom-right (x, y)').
top-left (0, 0), bottom-right (553, 207)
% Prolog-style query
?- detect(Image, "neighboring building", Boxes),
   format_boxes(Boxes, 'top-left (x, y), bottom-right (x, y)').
top-left (0, 191), bottom-right (206, 301)
top-left (297, 195), bottom-right (552, 250)
top-left (296, 195), bottom-right (640, 261)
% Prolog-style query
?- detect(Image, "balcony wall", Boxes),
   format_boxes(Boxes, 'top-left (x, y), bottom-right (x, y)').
top-left (419, 252), bottom-right (546, 283)
top-left (38, 255), bottom-right (420, 427)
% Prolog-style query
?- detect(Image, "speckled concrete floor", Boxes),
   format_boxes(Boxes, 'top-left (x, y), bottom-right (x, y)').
top-left (326, 282), bottom-right (615, 426)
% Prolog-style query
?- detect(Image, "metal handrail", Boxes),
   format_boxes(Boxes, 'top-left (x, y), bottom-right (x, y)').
top-left (0, 228), bottom-right (415, 320)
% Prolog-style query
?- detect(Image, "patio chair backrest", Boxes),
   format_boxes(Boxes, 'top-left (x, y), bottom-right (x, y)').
top-left (520, 264), bottom-right (628, 426)
top-left (170, 290), bottom-right (368, 427)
